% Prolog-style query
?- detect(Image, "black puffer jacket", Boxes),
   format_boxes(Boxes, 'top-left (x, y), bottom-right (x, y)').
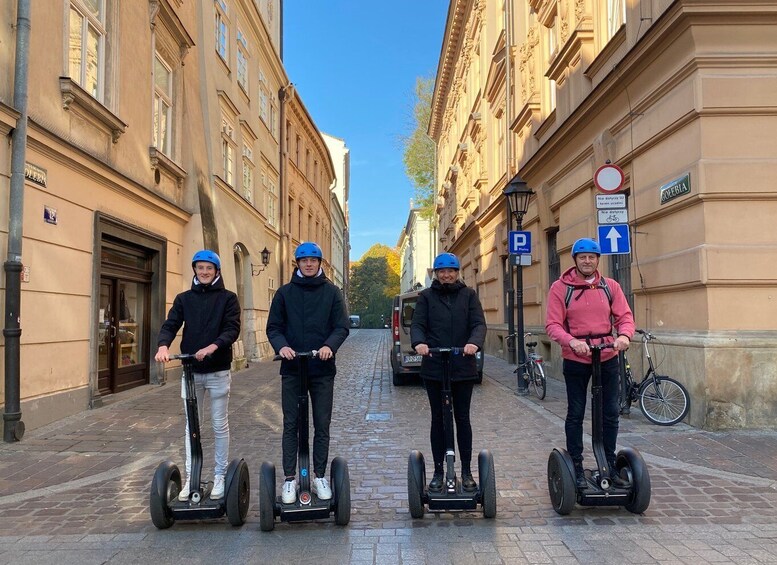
top-left (157, 275), bottom-right (241, 373)
top-left (410, 279), bottom-right (487, 382)
top-left (266, 271), bottom-right (350, 377)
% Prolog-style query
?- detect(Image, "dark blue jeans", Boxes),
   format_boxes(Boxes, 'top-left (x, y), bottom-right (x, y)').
top-left (563, 357), bottom-right (620, 466)
top-left (282, 373), bottom-right (334, 478)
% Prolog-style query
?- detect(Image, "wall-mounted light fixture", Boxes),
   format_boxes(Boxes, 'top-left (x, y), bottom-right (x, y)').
top-left (251, 247), bottom-right (271, 276)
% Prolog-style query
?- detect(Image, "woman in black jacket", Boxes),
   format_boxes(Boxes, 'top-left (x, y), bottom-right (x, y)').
top-left (411, 252), bottom-right (487, 492)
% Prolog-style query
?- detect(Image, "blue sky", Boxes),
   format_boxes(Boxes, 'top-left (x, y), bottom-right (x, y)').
top-left (282, 0), bottom-right (449, 261)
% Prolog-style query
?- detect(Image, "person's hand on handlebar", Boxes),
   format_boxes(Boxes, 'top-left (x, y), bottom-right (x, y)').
top-left (568, 338), bottom-right (590, 357)
top-left (463, 343), bottom-right (478, 356)
top-left (155, 345), bottom-right (170, 363)
top-left (279, 346), bottom-right (296, 360)
top-left (415, 343), bottom-right (429, 356)
top-left (613, 335), bottom-right (631, 351)
top-left (194, 344), bottom-right (218, 362)
top-left (318, 345), bottom-right (333, 361)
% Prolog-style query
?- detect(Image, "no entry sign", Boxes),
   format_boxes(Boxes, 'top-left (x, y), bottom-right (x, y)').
top-left (594, 164), bottom-right (625, 194)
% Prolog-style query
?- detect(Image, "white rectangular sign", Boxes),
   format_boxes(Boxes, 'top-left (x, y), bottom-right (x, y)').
top-left (597, 208), bottom-right (628, 225)
top-left (596, 194), bottom-right (627, 209)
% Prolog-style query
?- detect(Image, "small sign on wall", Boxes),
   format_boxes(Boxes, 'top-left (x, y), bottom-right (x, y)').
top-left (660, 173), bottom-right (691, 205)
top-left (44, 206), bottom-right (58, 225)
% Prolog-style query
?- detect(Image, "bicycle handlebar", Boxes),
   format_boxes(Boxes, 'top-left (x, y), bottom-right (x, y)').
top-left (273, 350), bottom-right (318, 361)
top-left (635, 329), bottom-right (655, 340)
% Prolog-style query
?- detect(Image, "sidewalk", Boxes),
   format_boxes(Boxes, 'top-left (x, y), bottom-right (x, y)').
top-left (483, 352), bottom-right (777, 485)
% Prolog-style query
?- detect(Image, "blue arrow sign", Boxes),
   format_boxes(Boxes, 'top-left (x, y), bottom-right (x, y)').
top-left (508, 231), bottom-right (531, 254)
top-left (597, 224), bottom-right (631, 255)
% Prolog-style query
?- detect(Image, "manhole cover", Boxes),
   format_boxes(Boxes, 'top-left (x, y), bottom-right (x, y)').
top-left (365, 413), bottom-right (391, 421)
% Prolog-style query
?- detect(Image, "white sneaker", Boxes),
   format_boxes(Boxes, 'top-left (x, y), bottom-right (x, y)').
top-left (282, 479), bottom-right (297, 504)
top-left (211, 475), bottom-right (225, 500)
top-left (178, 480), bottom-right (190, 501)
top-left (312, 476), bottom-right (332, 500)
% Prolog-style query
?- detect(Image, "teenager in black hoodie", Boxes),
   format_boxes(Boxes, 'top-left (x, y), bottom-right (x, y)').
top-left (266, 242), bottom-right (350, 504)
top-left (155, 250), bottom-right (241, 501)
top-left (411, 252), bottom-right (487, 493)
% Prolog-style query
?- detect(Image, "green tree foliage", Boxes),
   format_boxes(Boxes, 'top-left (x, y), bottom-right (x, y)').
top-left (400, 76), bottom-right (436, 219)
top-left (349, 244), bottom-right (400, 328)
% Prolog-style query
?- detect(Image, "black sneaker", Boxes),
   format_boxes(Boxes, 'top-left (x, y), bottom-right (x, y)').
top-left (574, 465), bottom-right (587, 490)
top-left (461, 473), bottom-right (477, 492)
top-left (428, 472), bottom-right (443, 492)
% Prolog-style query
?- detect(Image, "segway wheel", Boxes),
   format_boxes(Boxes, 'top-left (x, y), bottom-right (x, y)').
top-left (547, 449), bottom-right (576, 515)
top-left (259, 461), bottom-right (277, 532)
top-left (331, 456), bottom-right (351, 526)
top-left (478, 449), bottom-right (497, 519)
top-left (149, 460), bottom-right (181, 529)
top-left (407, 450), bottom-right (426, 519)
top-left (226, 459), bottom-right (250, 526)
top-left (618, 448), bottom-right (651, 514)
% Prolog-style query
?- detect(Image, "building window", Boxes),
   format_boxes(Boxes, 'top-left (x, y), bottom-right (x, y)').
top-left (242, 142), bottom-right (253, 203)
top-left (259, 71), bottom-right (268, 124)
top-left (313, 160), bottom-right (319, 190)
top-left (267, 179), bottom-right (278, 227)
top-left (153, 53), bottom-right (173, 155)
top-left (607, 0), bottom-right (627, 41)
top-left (270, 94), bottom-right (278, 138)
top-left (68, 0), bottom-right (106, 100)
top-left (295, 136), bottom-right (301, 166)
top-left (547, 228), bottom-right (560, 286)
top-left (221, 117), bottom-right (235, 185)
top-left (286, 121), bottom-right (291, 154)
top-left (236, 27), bottom-right (248, 94)
top-left (214, 0), bottom-right (229, 63)
top-left (305, 149), bottom-right (310, 178)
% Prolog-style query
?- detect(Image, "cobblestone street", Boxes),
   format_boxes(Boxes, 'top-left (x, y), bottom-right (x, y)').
top-left (1, 329), bottom-right (776, 564)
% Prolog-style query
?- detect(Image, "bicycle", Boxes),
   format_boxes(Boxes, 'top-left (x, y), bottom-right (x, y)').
top-left (507, 332), bottom-right (546, 400)
top-left (619, 329), bottom-right (690, 426)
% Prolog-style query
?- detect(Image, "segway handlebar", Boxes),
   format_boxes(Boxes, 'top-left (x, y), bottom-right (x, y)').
top-left (168, 353), bottom-right (197, 361)
top-left (425, 347), bottom-right (465, 355)
top-left (273, 350), bottom-right (319, 361)
top-left (586, 341), bottom-right (615, 351)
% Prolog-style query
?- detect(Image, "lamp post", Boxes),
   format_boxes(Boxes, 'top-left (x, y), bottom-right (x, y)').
top-left (503, 175), bottom-right (534, 395)
top-left (251, 247), bottom-right (271, 276)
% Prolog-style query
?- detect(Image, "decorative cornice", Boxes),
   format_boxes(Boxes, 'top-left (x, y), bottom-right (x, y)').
top-left (59, 77), bottom-right (127, 143)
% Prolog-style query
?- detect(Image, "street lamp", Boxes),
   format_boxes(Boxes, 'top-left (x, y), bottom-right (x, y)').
top-left (503, 174), bottom-right (534, 395)
top-left (251, 247), bottom-right (271, 276)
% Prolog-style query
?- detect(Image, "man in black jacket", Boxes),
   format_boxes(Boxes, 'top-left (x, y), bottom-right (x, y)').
top-left (155, 250), bottom-right (240, 501)
top-left (266, 242), bottom-right (350, 504)
top-left (411, 252), bottom-right (487, 492)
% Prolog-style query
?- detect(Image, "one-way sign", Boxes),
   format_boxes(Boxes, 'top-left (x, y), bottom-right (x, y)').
top-left (597, 224), bottom-right (631, 254)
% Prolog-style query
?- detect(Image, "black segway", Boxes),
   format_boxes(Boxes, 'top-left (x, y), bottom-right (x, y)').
top-left (259, 351), bottom-right (351, 531)
top-left (547, 342), bottom-right (651, 515)
top-left (149, 354), bottom-right (250, 529)
top-left (407, 347), bottom-right (497, 519)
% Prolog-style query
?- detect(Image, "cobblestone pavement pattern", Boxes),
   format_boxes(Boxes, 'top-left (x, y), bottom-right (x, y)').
top-left (1, 330), bottom-right (776, 564)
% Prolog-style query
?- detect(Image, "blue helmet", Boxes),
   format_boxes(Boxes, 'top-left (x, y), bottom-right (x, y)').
top-left (433, 252), bottom-right (460, 270)
top-left (192, 249), bottom-right (221, 270)
top-left (295, 242), bottom-right (323, 261)
top-left (571, 238), bottom-right (601, 257)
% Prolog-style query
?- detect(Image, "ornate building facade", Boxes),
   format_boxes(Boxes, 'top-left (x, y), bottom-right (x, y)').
top-left (429, 0), bottom-right (777, 428)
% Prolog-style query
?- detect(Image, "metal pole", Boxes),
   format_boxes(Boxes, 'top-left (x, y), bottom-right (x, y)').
top-left (515, 214), bottom-right (528, 395)
top-left (4, 0), bottom-right (31, 442)
top-left (505, 200), bottom-right (515, 366)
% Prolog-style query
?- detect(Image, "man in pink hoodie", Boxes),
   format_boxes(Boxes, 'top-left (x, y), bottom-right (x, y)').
top-left (545, 238), bottom-right (635, 489)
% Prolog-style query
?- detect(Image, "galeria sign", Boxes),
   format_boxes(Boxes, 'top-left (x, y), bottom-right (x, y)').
top-left (659, 173), bottom-right (691, 205)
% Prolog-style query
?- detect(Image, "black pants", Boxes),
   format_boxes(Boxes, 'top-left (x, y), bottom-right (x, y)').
top-left (424, 378), bottom-right (474, 471)
top-left (563, 357), bottom-right (620, 466)
top-left (281, 373), bottom-right (334, 478)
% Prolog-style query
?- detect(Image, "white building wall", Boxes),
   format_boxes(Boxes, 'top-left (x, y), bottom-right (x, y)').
top-left (322, 133), bottom-right (350, 291)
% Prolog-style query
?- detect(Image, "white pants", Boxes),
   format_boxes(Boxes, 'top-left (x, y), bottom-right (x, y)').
top-left (181, 370), bottom-right (231, 478)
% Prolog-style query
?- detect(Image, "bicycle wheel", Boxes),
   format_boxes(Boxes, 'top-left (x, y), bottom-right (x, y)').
top-left (638, 375), bottom-right (690, 425)
top-left (529, 361), bottom-right (546, 400)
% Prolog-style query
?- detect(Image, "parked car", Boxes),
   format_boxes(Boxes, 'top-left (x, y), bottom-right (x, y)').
top-left (349, 315), bottom-right (361, 328)
top-left (389, 289), bottom-right (483, 386)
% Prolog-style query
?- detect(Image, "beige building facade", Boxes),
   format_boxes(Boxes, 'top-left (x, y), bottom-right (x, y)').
top-left (0, 0), bottom-right (335, 434)
top-left (429, 0), bottom-right (777, 429)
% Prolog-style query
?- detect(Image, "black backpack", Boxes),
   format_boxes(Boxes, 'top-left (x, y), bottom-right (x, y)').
top-left (564, 278), bottom-right (613, 309)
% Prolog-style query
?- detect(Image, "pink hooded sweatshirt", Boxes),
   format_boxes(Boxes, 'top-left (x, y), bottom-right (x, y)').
top-left (545, 266), bottom-right (635, 364)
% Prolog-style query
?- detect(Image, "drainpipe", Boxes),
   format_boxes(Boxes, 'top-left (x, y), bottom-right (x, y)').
top-left (4, 0), bottom-right (31, 442)
top-left (278, 84), bottom-right (293, 282)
